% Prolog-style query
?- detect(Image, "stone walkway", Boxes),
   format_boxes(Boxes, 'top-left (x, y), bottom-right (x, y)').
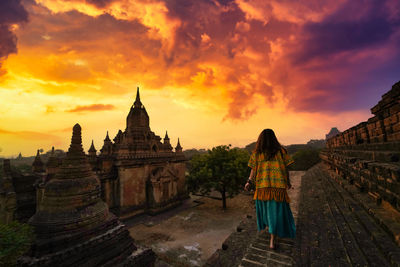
top-left (205, 171), bottom-right (304, 267)
top-left (236, 164), bottom-right (400, 266)
top-left (238, 171), bottom-right (303, 267)
top-left (294, 163), bottom-right (400, 266)
top-left (239, 234), bottom-right (296, 267)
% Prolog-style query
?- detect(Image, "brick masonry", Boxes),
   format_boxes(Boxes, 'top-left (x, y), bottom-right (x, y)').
top-left (323, 82), bottom-right (400, 215)
top-left (294, 164), bottom-right (400, 266)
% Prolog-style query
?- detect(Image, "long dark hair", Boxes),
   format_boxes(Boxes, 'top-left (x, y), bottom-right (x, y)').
top-left (254, 129), bottom-right (283, 160)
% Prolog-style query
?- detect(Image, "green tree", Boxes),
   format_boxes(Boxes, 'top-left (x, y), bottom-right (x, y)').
top-left (0, 221), bottom-right (34, 266)
top-left (289, 148), bottom-right (321, 171)
top-left (186, 145), bottom-right (250, 209)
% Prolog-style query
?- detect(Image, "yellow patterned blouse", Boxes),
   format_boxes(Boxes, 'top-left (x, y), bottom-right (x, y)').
top-left (248, 148), bottom-right (294, 203)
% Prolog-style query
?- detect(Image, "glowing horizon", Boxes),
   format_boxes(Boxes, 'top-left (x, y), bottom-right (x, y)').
top-left (1, 0), bottom-right (399, 157)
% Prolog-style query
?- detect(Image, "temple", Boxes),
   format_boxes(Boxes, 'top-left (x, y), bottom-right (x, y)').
top-left (18, 124), bottom-right (155, 266)
top-left (0, 87), bottom-right (187, 224)
top-left (94, 87), bottom-right (187, 217)
top-left (325, 127), bottom-right (341, 140)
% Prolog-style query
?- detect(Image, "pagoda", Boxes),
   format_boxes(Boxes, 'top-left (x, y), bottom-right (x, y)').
top-left (19, 124), bottom-right (155, 266)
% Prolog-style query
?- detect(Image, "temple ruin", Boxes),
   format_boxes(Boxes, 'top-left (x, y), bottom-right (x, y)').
top-left (18, 124), bottom-right (155, 266)
top-left (92, 87), bottom-right (187, 217)
top-left (322, 81), bottom-right (400, 213)
top-left (1, 87), bottom-right (187, 223)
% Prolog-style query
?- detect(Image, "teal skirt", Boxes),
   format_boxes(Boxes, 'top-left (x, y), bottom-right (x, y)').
top-left (255, 199), bottom-right (296, 238)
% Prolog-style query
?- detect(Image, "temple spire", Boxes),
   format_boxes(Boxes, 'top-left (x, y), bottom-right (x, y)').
top-left (88, 139), bottom-right (97, 156)
top-left (104, 131), bottom-right (111, 142)
top-left (175, 138), bottom-right (182, 153)
top-left (163, 131), bottom-right (172, 151)
top-left (101, 131), bottom-right (113, 156)
top-left (134, 87), bottom-right (142, 108)
top-left (68, 124), bottom-right (85, 155)
top-left (88, 140), bottom-right (97, 153)
top-left (33, 149), bottom-right (45, 173)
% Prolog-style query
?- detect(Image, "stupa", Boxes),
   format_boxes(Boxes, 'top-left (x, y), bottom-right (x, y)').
top-left (19, 124), bottom-right (155, 266)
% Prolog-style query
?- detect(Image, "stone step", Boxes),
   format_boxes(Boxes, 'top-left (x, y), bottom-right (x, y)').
top-left (294, 164), bottom-right (400, 266)
top-left (327, 169), bottom-right (400, 244)
top-left (243, 251), bottom-right (293, 266)
top-left (239, 232), bottom-right (295, 266)
top-left (238, 164), bottom-right (400, 266)
top-left (295, 166), bottom-right (355, 266)
top-left (315, 166), bottom-right (389, 266)
top-left (321, 153), bottom-right (400, 214)
top-left (320, 164), bottom-right (400, 265)
top-left (326, 141), bottom-right (400, 152)
top-left (331, 149), bottom-right (400, 163)
top-left (320, 165), bottom-right (400, 264)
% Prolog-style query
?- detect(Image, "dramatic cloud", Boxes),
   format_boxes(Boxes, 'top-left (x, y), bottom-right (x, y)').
top-left (0, 0), bottom-right (28, 75)
top-left (281, 0), bottom-right (400, 112)
top-left (1, 0), bottom-right (399, 155)
top-left (293, 0), bottom-right (400, 63)
top-left (1, 0), bottom-right (397, 118)
top-left (67, 104), bottom-right (115, 112)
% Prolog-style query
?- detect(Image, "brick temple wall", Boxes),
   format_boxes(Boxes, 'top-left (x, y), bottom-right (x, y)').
top-left (321, 81), bottom-right (400, 212)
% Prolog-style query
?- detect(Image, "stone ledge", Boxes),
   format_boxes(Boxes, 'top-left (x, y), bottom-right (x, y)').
top-left (326, 141), bottom-right (400, 151)
top-left (121, 245), bottom-right (157, 267)
top-left (323, 163), bottom-right (400, 247)
top-left (321, 151), bottom-right (400, 212)
top-left (322, 166), bottom-right (400, 265)
top-left (204, 215), bottom-right (258, 267)
top-left (326, 149), bottom-right (400, 163)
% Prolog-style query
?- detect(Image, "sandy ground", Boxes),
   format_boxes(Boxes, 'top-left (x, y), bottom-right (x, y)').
top-left (128, 171), bottom-right (305, 266)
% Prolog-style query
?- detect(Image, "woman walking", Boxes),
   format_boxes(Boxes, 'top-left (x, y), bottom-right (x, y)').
top-left (244, 129), bottom-right (296, 249)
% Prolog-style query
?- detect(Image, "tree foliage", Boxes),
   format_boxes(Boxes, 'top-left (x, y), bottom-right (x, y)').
top-left (288, 148), bottom-right (321, 171)
top-left (186, 145), bottom-right (250, 209)
top-left (0, 221), bottom-right (34, 266)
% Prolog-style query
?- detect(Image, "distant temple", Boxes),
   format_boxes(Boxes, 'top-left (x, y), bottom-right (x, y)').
top-left (0, 87), bottom-right (187, 224)
top-left (326, 127), bottom-right (341, 140)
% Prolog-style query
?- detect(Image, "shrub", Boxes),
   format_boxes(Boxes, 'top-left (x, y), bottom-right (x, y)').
top-left (289, 148), bottom-right (321, 171)
top-left (0, 221), bottom-right (34, 266)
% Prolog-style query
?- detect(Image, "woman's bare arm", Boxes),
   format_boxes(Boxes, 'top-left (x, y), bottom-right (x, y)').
top-left (249, 169), bottom-right (255, 181)
top-left (244, 169), bottom-right (255, 191)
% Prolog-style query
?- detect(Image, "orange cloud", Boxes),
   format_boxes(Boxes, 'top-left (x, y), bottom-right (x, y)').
top-left (67, 104), bottom-right (115, 112)
top-left (0, 0), bottom-right (399, 157)
top-left (0, 128), bottom-right (61, 140)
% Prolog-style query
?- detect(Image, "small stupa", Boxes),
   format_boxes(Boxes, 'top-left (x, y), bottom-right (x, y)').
top-left (32, 150), bottom-right (44, 173)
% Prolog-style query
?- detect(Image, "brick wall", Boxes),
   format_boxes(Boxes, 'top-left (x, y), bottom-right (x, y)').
top-left (321, 81), bottom-right (400, 212)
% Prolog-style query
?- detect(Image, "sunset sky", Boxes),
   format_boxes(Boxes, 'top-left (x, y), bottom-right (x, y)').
top-left (1, 0), bottom-right (400, 157)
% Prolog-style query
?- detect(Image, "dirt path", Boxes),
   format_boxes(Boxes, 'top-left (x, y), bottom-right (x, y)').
top-left (128, 171), bottom-right (305, 266)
